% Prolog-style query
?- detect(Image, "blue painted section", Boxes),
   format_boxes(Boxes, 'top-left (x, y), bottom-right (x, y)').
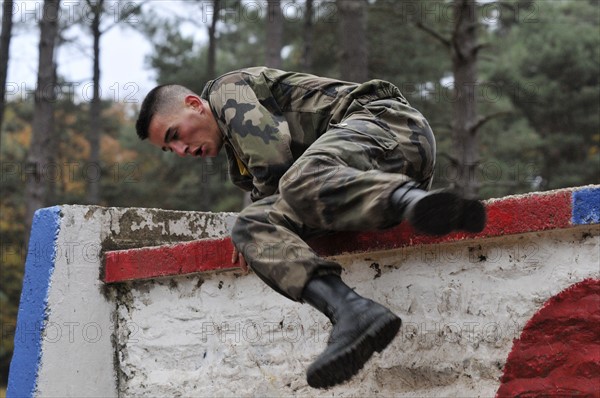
top-left (572, 187), bottom-right (600, 225)
top-left (7, 207), bottom-right (61, 398)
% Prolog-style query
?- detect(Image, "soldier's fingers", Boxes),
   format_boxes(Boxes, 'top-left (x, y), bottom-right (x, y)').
top-left (239, 254), bottom-right (248, 274)
top-left (231, 248), bottom-right (239, 264)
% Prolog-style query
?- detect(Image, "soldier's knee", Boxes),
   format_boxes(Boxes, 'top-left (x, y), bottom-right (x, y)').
top-left (279, 185), bottom-right (299, 214)
top-left (280, 156), bottom-right (341, 215)
top-left (279, 162), bottom-right (312, 212)
top-left (280, 160), bottom-right (306, 189)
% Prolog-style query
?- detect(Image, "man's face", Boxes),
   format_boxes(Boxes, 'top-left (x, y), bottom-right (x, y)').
top-left (148, 95), bottom-right (223, 158)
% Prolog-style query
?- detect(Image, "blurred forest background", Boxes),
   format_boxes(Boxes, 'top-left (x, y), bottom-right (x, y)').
top-left (0, 0), bottom-right (598, 385)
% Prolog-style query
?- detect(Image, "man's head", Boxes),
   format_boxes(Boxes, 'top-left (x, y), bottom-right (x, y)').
top-left (136, 84), bottom-right (223, 158)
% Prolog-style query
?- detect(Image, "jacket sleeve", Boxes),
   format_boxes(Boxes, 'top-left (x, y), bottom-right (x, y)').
top-left (208, 71), bottom-right (294, 202)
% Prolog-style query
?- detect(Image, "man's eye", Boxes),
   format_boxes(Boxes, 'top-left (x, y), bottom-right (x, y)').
top-left (172, 131), bottom-right (179, 140)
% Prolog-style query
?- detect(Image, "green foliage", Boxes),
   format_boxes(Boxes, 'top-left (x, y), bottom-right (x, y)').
top-left (0, 101), bottom-right (30, 383)
top-left (488, 0), bottom-right (600, 189)
top-left (367, 0), bottom-right (453, 125)
top-left (140, 12), bottom-right (210, 92)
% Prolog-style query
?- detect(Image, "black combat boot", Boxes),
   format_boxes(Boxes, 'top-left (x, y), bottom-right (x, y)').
top-left (391, 182), bottom-right (487, 236)
top-left (302, 275), bottom-right (402, 389)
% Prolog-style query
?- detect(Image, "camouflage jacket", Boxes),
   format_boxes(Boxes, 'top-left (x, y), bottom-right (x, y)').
top-left (201, 67), bottom-right (404, 202)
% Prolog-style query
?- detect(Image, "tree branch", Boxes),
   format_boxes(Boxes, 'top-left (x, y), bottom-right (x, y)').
top-left (469, 111), bottom-right (512, 134)
top-left (437, 152), bottom-right (460, 167)
top-left (472, 42), bottom-right (490, 56)
top-left (415, 21), bottom-right (451, 49)
top-left (101, 0), bottom-right (151, 35)
top-left (478, 54), bottom-right (496, 63)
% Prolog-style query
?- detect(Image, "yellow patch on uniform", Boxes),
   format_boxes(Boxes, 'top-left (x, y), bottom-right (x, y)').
top-left (235, 155), bottom-right (250, 176)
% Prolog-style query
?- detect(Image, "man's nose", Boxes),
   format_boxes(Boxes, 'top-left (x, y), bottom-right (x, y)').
top-left (172, 142), bottom-right (189, 157)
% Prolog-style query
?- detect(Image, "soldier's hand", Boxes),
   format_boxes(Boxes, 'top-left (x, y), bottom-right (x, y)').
top-left (231, 247), bottom-right (249, 274)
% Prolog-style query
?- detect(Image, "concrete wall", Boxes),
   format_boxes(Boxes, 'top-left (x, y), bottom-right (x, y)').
top-left (114, 227), bottom-right (599, 397)
top-left (7, 206), bottom-right (236, 397)
top-left (7, 186), bottom-right (600, 397)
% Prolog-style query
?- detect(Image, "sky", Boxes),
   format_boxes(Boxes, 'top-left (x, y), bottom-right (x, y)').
top-left (5, 1), bottom-right (211, 104)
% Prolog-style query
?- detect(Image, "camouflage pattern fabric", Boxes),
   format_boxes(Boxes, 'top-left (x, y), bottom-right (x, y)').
top-left (202, 67), bottom-right (436, 301)
top-left (231, 195), bottom-right (343, 301)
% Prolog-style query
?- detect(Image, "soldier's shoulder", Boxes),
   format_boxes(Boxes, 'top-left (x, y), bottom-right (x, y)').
top-left (212, 67), bottom-right (269, 83)
top-left (216, 66), bottom-right (308, 84)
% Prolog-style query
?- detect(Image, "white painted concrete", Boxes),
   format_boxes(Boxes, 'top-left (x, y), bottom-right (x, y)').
top-left (28, 205), bottom-right (236, 397)
top-left (36, 206), bottom-right (117, 398)
top-left (116, 226), bottom-right (599, 397)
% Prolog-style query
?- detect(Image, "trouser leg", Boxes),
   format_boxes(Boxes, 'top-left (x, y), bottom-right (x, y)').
top-left (279, 98), bottom-right (436, 231)
top-left (231, 195), bottom-right (342, 301)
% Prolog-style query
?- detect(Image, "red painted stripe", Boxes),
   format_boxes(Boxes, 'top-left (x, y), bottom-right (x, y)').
top-left (104, 238), bottom-right (234, 283)
top-left (104, 190), bottom-right (573, 283)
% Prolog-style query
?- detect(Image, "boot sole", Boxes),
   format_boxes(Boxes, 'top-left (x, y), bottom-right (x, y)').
top-left (306, 311), bottom-right (402, 389)
top-left (410, 192), bottom-right (487, 236)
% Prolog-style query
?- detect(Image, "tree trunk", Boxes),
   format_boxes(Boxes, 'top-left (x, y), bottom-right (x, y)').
top-left (337, 0), bottom-right (368, 82)
top-left (265, 0), bottom-right (282, 68)
top-left (25, 0), bottom-right (60, 246)
top-left (451, 0), bottom-right (479, 199)
top-left (207, 0), bottom-right (220, 78)
top-left (301, 0), bottom-right (314, 71)
top-left (87, 0), bottom-right (103, 204)
top-left (0, 0), bottom-right (14, 130)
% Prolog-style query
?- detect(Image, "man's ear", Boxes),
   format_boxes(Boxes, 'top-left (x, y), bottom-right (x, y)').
top-left (184, 95), bottom-right (202, 110)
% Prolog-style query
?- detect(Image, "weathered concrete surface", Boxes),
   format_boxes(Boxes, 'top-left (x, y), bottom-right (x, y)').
top-left (8, 205), bottom-right (236, 398)
top-left (9, 186), bottom-right (599, 397)
top-left (115, 226), bottom-right (599, 397)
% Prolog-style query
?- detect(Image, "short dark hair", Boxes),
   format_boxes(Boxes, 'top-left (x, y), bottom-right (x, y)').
top-left (135, 84), bottom-right (195, 140)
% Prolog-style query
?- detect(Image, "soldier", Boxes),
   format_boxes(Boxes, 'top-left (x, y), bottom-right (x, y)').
top-left (135, 67), bottom-right (486, 388)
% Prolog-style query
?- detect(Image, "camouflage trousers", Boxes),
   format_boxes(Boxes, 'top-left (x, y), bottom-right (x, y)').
top-left (231, 97), bottom-right (436, 301)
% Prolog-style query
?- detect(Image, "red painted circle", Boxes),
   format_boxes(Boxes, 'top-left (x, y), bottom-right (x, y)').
top-left (497, 279), bottom-right (600, 397)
